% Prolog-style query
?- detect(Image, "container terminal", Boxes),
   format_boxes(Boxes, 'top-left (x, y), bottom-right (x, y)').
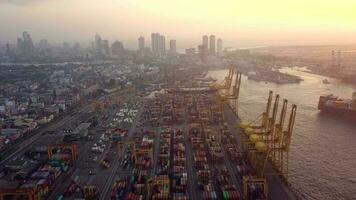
top-left (0, 66), bottom-right (297, 200)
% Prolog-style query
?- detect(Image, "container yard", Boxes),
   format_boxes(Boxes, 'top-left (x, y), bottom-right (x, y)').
top-left (0, 67), bottom-right (297, 200)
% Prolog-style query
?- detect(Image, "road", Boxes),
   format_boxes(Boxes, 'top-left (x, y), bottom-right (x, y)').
top-left (99, 99), bottom-right (145, 200)
top-left (0, 104), bottom-right (92, 167)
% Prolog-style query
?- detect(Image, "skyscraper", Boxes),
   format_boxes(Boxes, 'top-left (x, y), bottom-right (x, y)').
top-left (95, 34), bottom-right (102, 53)
top-left (169, 40), bottom-right (176, 55)
top-left (209, 35), bottom-right (216, 55)
top-left (22, 31), bottom-right (35, 55)
top-left (151, 33), bottom-right (166, 57)
top-left (217, 38), bottom-right (223, 54)
top-left (151, 33), bottom-right (160, 56)
top-left (160, 35), bottom-right (165, 56)
top-left (202, 35), bottom-right (209, 48)
top-left (202, 35), bottom-right (209, 51)
top-left (138, 36), bottom-right (145, 51)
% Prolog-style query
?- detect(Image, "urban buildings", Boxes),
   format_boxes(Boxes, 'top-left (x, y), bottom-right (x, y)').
top-left (169, 40), bottom-right (176, 55)
top-left (111, 41), bottom-right (124, 55)
top-left (198, 34), bottom-right (222, 61)
top-left (94, 34), bottom-right (110, 55)
top-left (185, 48), bottom-right (195, 56)
top-left (138, 36), bottom-right (145, 51)
top-left (38, 39), bottom-right (50, 50)
top-left (151, 33), bottom-right (159, 56)
top-left (198, 45), bottom-right (206, 62)
top-left (209, 35), bottom-right (216, 55)
top-left (102, 40), bottom-right (109, 55)
top-left (95, 34), bottom-right (102, 54)
top-left (202, 35), bottom-right (209, 51)
top-left (217, 38), bottom-right (223, 54)
top-left (160, 35), bottom-right (166, 55)
top-left (17, 31), bottom-right (35, 55)
top-left (151, 33), bottom-right (166, 57)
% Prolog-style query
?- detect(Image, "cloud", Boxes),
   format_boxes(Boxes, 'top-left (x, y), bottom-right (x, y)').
top-left (0, 0), bottom-right (53, 6)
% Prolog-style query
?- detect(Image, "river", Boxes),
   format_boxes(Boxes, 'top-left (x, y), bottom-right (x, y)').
top-left (208, 68), bottom-right (356, 200)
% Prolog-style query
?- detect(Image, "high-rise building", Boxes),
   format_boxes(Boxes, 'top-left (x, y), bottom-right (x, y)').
top-left (95, 34), bottom-right (102, 53)
top-left (169, 40), bottom-right (176, 55)
top-left (17, 38), bottom-right (23, 52)
top-left (160, 35), bottom-right (165, 56)
top-left (151, 33), bottom-right (160, 56)
top-left (209, 35), bottom-right (216, 55)
top-left (151, 33), bottom-right (166, 56)
top-left (102, 40), bottom-right (109, 55)
top-left (21, 31), bottom-right (35, 55)
top-left (138, 36), bottom-right (145, 51)
top-left (111, 41), bottom-right (124, 55)
top-left (217, 38), bottom-right (223, 54)
top-left (202, 35), bottom-right (209, 50)
top-left (198, 45), bottom-right (207, 62)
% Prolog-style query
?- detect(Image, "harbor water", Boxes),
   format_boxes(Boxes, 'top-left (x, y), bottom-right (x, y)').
top-left (208, 68), bottom-right (356, 200)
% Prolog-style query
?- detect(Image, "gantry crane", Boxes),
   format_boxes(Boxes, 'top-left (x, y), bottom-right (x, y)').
top-left (244, 94), bottom-right (280, 176)
top-left (243, 176), bottom-right (268, 200)
top-left (248, 94), bottom-right (280, 145)
top-left (270, 99), bottom-right (288, 162)
top-left (271, 104), bottom-right (297, 182)
top-left (217, 70), bottom-right (242, 115)
top-left (240, 91), bottom-right (274, 137)
top-left (48, 143), bottom-right (78, 163)
top-left (210, 66), bottom-right (235, 90)
top-left (242, 92), bottom-right (278, 151)
top-left (250, 104), bottom-right (297, 182)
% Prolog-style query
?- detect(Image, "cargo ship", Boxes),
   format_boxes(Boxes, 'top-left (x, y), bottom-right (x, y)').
top-left (318, 92), bottom-right (356, 118)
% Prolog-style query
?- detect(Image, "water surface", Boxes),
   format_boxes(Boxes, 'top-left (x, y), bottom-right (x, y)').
top-left (208, 68), bottom-right (356, 200)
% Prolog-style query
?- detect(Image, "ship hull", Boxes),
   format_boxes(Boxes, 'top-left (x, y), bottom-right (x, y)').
top-left (318, 94), bottom-right (356, 121)
top-left (319, 105), bottom-right (356, 120)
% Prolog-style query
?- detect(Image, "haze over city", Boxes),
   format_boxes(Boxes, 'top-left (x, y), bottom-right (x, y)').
top-left (1, 0), bottom-right (356, 49)
top-left (1, 1), bottom-right (356, 200)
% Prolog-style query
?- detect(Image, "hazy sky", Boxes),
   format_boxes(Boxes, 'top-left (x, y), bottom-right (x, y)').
top-left (1, 0), bottom-right (356, 50)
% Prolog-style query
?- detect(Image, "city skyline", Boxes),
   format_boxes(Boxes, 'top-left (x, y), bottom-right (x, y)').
top-left (1, 0), bottom-right (356, 49)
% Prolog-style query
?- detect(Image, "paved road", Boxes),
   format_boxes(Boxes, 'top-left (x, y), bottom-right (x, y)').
top-left (100, 100), bottom-right (145, 200)
top-left (0, 104), bottom-right (92, 167)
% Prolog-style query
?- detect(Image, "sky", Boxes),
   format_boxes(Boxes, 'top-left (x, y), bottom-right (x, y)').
top-left (1, 0), bottom-right (356, 50)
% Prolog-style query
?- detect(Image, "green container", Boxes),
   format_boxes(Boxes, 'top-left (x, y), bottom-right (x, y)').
top-left (223, 191), bottom-right (229, 200)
